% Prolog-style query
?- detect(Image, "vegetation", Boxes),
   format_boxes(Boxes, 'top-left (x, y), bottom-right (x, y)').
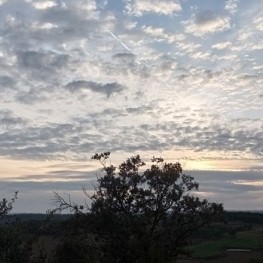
top-left (1, 154), bottom-right (263, 262)
top-left (53, 152), bottom-right (223, 262)
top-left (0, 191), bottom-right (18, 218)
top-left (0, 192), bottom-right (33, 263)
top-left (187, 228), bottom-right (263, 258)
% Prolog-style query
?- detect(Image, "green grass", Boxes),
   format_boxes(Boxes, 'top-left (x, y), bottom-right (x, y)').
top-left (186, 228), bottom-right (263, 258)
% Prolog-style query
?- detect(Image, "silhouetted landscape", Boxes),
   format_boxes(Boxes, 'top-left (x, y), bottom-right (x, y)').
top-left (1, 154), bottom-right (263, 262)
top-left (1, 211), bottom-right (263, 262)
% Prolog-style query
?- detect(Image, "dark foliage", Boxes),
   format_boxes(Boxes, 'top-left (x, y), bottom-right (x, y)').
top-left (53, 152), bottom-right (223, 262)
top-left (224, 211), bottom-right (263, 225)
top-left (0, 191), bottom-right (18, 218)
top-left (0, 192), bottom-right (32, 263)
top-left (0, 223), bottom-right (32, 263)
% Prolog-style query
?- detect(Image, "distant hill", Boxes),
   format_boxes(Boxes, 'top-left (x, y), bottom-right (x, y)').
top-left (224, 211), bottom-right (263, 224)
top-left (6, 213), bottom-right (71, 222)
top-left (3, 211), bottom-right (262, 226)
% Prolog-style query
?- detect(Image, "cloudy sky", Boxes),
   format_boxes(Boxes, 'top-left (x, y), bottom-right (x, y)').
top-left (0, 0), bottom-right (262, 212)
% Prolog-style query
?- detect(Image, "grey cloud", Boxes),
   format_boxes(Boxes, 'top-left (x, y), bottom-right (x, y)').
top-left (137, 117), bottom-right (263, 156)
top-left (0, 112), bottom-right (262, 160)
top-left (2, 170), bottom-right (96, 183)
top-left (194, 128), bottom-right (262, 154)
top-left (17, 50), bottom-right (69, 71)
top-left (195, 10), bottom-right (219, 25)
top-left (0, 110), bottom-right (27, 128)
top-left (0, 115), bottom-right (126, 160)
top-left (113, 52), bottom-right (136, 64)
top-left (15, 88), bottom-right (47, 104)
top-left (247, 165), bottom-right (263, 171)
top-left (189, 170), bottom-right (263, 209)
top-left (0, 0), bottom-right (102, 91)
top-left (0, 0), bottom-right (101, 37)
top-left (10, 50), bottom-right (71, 87)
top-left (0, 180), bottom-right (93, 192)
top-left (183, 10), bottom-right (231, 36)
top-left (2, 169), bottom-right (263, 212)
top-left (189, 170), bottom-right (263, 182)
top-left (0, 75), bottom-right (15, 89)
top-left (65, 80), bottom-right (124, 97)
top-left (126, 105), bottom-right (154, 114)
top-left (0, 118), bottom-right (163, 159)
top-left (47, 170), bottom-right (95, 178)
top-left (81, 108), bottom-right (127, 120)
top-left (0, 123), bottom-right (78, 159)
top-left (40, 1), bottom-right (100, 24)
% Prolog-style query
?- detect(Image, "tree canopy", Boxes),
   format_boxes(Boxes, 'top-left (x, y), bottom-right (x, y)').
top-left (53, 152), bottom-right (223, 263)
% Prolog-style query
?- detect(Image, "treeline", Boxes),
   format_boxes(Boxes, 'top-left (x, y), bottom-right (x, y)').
top-left (224, 211), bottom-right (263, 224)
top-left (6, 210), bottom-right (263, 235)
top-left (191, 211), bottom-right (263, 241)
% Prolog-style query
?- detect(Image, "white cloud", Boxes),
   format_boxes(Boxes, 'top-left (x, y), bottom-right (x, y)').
top-left (29, 0), bottom-right (57, 10)
top-left (177, 42), bottom-right (201, 53)
top-left (3, 15), bottom-right (19, 27)
top-left (249, 42), bottom-right (263, 50)
top-left (125, 21), bottom-right (137, 30)
top-left (125, 0), bottom-right (182, 16)
top-left (183, 11), bottom-right (231, 37)
top-left (32, 22), bottom-right (58, 30)
top-left (77, 0), bottom-right (97, 11)
top-left (225, 0), bottom-right (239, 14)
top-left (167, 33), bottom-right (186, 43)
top-left (142, 26), bottom-right (165, 37)
top-left (253, 65), bottom-right (263, 70)
top-left (237, 29), bottom-right (254, 41)
top-left (254, 16), bottom-right (263, 31)
top-left (212, 41), bottom-right (232, 49)
top-left (191, 52), bottom-right (210, 60)
top-left (141, 26), bottom-right (188, 46)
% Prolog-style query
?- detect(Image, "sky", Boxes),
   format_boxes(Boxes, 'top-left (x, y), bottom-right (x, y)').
top-left (0, 0), bottom-right (262, 213)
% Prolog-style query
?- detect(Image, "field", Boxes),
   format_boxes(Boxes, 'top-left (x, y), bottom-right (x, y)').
top-left (178, 228), bottom-right (263, 263)
top-left (178, 251), bottom-right (263, 263)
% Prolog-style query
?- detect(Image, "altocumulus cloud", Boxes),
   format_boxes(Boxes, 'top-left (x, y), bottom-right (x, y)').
top-left (65, 80), bottom-right (124, 98)
top-left (183, 10), bottom-right (231, 37)
top-left (0, 0), bottom-right (262, 212)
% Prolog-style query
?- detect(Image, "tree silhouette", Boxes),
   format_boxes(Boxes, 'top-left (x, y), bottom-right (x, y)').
top-left (0, 192), bottom-right (33, 263)
top-left (53, 152), bottom-right (223, 262)
top-left (0, 191), bottom-right (18, 218)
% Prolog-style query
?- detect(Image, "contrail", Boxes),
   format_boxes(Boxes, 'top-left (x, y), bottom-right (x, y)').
top-left (106, 29), bottom-right (132, 52)
top-left (106, 28), bottom-right (184, 104)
